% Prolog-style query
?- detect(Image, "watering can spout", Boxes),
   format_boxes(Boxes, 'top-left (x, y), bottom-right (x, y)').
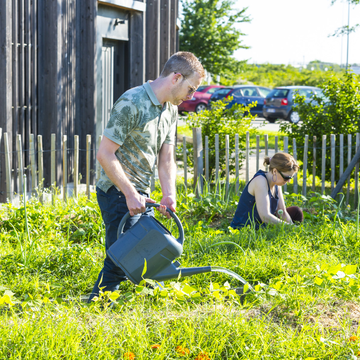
top-left (153, 261), bottom-right (212, 282)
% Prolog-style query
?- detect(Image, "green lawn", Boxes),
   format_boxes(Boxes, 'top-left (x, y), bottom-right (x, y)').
top-left (0, 184), bottom-right (360, 359)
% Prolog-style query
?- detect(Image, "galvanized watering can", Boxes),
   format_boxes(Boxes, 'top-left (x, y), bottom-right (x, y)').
top-left (107, 204), bottom-right (211, 284)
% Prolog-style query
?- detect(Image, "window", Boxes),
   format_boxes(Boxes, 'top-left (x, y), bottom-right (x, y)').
top-left (267, 89), bottom-right (289, 98)
top-left (207, 87), bottom-right (221, 94)
top-left (231, 89), bottom-right (242, 97)
top-left (258, 87), bottom-right (271, 97)
top-left (240, 87), bottom-right (259, 97)
top-left (196, 86), bottom-right (207, 92)
top-left (215, 88), bottom-right (233, 95)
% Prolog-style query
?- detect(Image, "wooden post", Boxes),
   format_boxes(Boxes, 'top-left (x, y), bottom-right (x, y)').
top-left (331, 141), bottom-right (360, 200)
top-left (235, 134), bottom-right (239, 193)
top-left (63, 135), bottom-right (67, 202)
top-left (321, 135), bottom-right (326, 194)
top-left (246, 131), bottom-right (249, 183)
top-left (215, 134), bottom-right (219, 194)
top-left (183, 136), bottom-right (187, 190)
top-left (205, 135), bottom-right (209, 183)
top-left (74, 135), bottom-right (79, 199)
top-left (86, 134), bottom-right (91, 199)
top-left (4, 133), bottom-right (12, 203)
top-left (17, 135), bottom-right (24, 196)
top-left (330, 134), bottom-right (335, 192)
top-left (339, 134), bottom-right (344, 198)
top-left (293, 138), bottom-right (298, 194)
top-left (192, 128), bottom-right (203, 196)
top-left (51, 134), bottom-right (56, 205)
top-left (37, 135), bottom-right (44, 203)
top-left (264, 134), bottom-right (269, 172)
top-left (29, 134), bottom-right (37, 194)
top-left (96, 135), bottom-right (102, 182)
top-left (346, 134), bottom-right (352, 205)
top-left (275, 136), bottom-right (278, 153)
top-left (256, 135), bottom-right (260, 171)
top-left (339, 134), bottom-right (344, 179)
top-left (312, 136), bottom-right (317, 192)
top-left (302, 135), bottom-right (308, 196)
top-left (225, 135), bottom-right (229, 197)
top-left (355, 133), bottom-right (360, 208)
top-left (283, 136), bottom-right (288, 192)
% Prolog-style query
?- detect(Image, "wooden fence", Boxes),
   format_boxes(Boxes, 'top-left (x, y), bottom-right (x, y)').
top-left (1, 127), bottom-right (360, 207)
top-left (183, 129), bottom-right (360, 207)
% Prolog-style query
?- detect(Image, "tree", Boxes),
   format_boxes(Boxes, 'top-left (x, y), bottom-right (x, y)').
top-left (179, 0), bottom-right (249, 79)
top-left (237, 63), bottom-right (343, 89)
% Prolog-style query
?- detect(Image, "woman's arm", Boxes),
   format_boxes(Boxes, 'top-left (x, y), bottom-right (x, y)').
top-left (276, 186), bottom-right (293, 224)
top-left (250, 176), bottom-right (286, 225)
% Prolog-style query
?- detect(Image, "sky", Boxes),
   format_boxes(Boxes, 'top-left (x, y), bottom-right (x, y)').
top-left (233, 0), bottom-right (360, 66)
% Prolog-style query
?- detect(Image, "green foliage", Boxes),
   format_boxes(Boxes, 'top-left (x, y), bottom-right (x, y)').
top-left (184, 98), bottom-right (255, 177)
top-left (179, 0), bottom-right (249, 78)
top-left (238, 63), bottom-right (343, 88)
top-left (280, 72), bottom-right (360, 180)
top-left (1, 185), bottom-right (360, 358)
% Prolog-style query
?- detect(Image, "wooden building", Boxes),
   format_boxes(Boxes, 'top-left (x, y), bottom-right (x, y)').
top-left (0, 0), bottom-right (179, 203)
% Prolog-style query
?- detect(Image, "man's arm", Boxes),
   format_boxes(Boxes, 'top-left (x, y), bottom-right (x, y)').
top-left (97, 136), bottom-right (155, 216)
top-left (157, 143), bottom-right (176, 218)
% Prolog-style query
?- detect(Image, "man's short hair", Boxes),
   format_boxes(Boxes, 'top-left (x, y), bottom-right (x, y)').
top-left (160, 51), bottom-right (205, 79)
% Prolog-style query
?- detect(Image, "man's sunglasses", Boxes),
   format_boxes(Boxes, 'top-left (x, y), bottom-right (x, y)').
top-left (278, 169), bottom-right (294, 181)
top-left (175, 72), bottom-right (197, 95)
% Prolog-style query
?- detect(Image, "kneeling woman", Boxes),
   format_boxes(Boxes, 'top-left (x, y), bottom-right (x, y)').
top-left (231, 152), bottom-right (303, 229)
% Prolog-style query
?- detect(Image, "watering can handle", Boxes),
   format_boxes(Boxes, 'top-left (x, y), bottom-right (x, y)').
top-left (117, 203), bottom-right (184, 245)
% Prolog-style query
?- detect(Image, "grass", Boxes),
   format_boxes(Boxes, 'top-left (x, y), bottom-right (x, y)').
top-left (1, 182), bottom-right (360, 359)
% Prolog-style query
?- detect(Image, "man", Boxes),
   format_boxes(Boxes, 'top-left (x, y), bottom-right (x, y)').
top-left (89, 52), bottom-right (205, 301)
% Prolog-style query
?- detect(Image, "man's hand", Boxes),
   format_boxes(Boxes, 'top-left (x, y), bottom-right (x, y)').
top-left (126, 192), bottom-right (156, 216)
top-left (158, 195), bottom-right (176, 219)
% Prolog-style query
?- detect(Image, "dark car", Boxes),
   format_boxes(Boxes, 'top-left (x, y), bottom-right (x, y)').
top-left (263, 86), bottom-right (324, 124)
top-left (178, 85), bottom-right (224, 114)
top-left (226, 86), bottom-right (272, 117)
top-left (208, 86), bottom-right (235, 105)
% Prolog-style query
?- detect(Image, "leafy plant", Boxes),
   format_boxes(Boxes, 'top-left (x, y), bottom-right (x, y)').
top-left (280, 72), bottom-right (360, 181)
top-left (185, 97), bottom-right (255, 178)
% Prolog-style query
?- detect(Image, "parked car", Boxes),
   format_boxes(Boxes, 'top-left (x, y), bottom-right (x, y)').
top-left (263, 86), bottom-right (324, 124)
top-left (178, 85), bottom-right (224, 114)
top-left (225, 86), bottom-right (272, 117)
top-left (208, 86), bottom-right (236, 106)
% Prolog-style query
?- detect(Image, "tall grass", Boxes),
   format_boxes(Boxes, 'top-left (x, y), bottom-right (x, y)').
top-left (1, 182), bottom-right (360, 359)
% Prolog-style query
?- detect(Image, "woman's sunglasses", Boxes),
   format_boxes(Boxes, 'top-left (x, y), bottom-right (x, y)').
top-left (278, 169), bottom-right (294, 181)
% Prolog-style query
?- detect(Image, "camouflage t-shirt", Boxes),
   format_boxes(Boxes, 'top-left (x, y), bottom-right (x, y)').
top-left (96, 81), bottom-right (177, 194)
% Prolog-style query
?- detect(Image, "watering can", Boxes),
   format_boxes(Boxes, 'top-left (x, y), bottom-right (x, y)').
top-left (107, 204), bottom-right (212, 284)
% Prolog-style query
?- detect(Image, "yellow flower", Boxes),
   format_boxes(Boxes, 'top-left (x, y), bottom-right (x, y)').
top-left (349, 335), bottom-right (359, 342)
top-left (150, 344), bottom-right (161, 350)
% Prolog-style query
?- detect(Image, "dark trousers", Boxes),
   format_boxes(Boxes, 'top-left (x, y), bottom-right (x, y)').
top-left (88, 186), bottom-right (153, 302)
top-left (286, 206), bottom-right (304, 224)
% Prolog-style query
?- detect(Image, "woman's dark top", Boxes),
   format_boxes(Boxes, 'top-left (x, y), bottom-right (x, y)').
top-left (231, 170), bottom-right (279, 229)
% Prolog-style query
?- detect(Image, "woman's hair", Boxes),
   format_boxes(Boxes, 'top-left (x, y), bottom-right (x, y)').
top-left (160, 51), bottom-right (205, 79)
top-left (263, 152), bottom-right (299, 173)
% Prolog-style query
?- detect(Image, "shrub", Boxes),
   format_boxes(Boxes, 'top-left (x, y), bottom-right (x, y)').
top-left (184, 98), bottom-right (255, 178)
top-left (280, 72), bottom-right (360, 180)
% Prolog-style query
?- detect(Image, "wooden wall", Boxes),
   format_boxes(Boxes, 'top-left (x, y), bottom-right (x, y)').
top-left (0, 0), bottom-right (179, 203)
